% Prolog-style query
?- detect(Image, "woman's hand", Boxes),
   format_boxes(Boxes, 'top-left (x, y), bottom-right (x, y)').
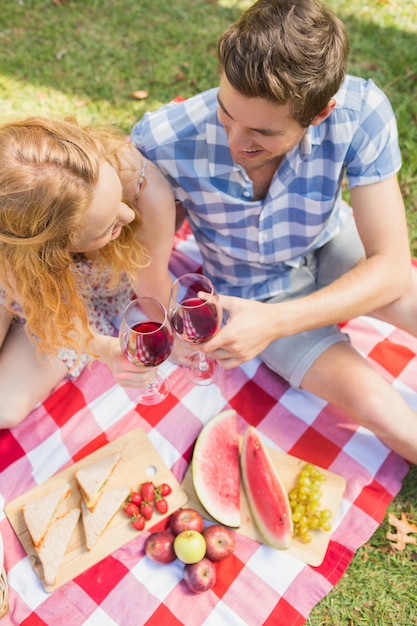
top-left (170, 334), bottom-right (196, 366)
top-left (94, 334), bottom-right (156, 388)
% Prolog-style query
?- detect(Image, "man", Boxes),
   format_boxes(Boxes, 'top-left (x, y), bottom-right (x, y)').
top-left (131, 0), bottom-right (417, 463)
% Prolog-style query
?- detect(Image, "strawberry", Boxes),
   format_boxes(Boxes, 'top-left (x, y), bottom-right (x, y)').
top-left (132, 515), bottom-right (146, 531)
top-left (158, 483), bottom-right (172, 497)
top-left (140, 502), bottom-right (153, 521)
top-left (129, 491), bottom-right (143, 506)
top-left (155, 498), bottom-right (168, 514)
top-left (140, 482), bottom-right (156, 503)
top-left (124, 502), bottom-right (140, 518)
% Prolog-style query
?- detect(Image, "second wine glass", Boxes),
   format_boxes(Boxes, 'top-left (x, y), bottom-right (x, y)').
top-left (169, 272), bottom-right (222, 386)
top-left (119, 297), bottom-right (174, 405)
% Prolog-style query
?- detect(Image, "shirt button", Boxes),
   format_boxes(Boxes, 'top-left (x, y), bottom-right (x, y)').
top-left (242, 190), bottom-right (251, 199)
top-left (259, 232), bottom-right (269, 242)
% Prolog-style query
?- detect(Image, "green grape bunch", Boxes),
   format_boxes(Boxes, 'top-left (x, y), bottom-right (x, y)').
top-left (289, 463), bottom-right (332, 544)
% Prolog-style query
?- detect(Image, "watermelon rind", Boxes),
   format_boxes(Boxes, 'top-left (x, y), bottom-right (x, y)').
top-left (241, 426), bottom-right (293, 549)
top-left (192, 409), bottom-right (241, 528)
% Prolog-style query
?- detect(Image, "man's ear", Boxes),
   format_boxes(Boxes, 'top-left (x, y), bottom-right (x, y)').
top-left (310, 99), bottom-right (336, 126)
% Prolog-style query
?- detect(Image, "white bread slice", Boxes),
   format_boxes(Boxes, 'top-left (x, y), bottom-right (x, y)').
top-left (81, 484), bottom-right (130, 550)
top-left (75, 452), bottom-right (122, 511)
top-left (22, 482), bottom-right (71, 548)
top-left (37, 507), bottom-right (81, 587)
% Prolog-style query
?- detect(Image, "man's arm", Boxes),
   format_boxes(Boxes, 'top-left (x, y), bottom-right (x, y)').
top-left (287, 174), bottom-right (411, 328)
top-left (203, 175), bottom-right (413, 367)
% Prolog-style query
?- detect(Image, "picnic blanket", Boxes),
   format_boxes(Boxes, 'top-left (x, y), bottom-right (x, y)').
top-left (0, 223), bottom-right (412, 626)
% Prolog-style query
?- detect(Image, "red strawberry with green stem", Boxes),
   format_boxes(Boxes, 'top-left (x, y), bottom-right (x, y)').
top-left (158, 483), bottom-right (172, 497)
top-left (132, 515), bottom-right (146, 531)
top-left (140, 482), bottom-right (156, 503)
top-left (124, 502), bottom-right (140, 518)
top-left (129, 491), bottom-right (143, 506)
top-left (155, 498), bottom-right (168, 514)
top-left (140, 502), bottom-right (153, 521)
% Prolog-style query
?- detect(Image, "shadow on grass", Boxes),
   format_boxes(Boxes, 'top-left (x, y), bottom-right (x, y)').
top-left (0, 0), bottom-right (243, 110)
top-left (1, 2), bottom-right (416, 121)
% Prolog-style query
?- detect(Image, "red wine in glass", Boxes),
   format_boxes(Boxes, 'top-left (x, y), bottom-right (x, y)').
top-left (171, 298), bottom-right (219, 343)
top-left (169, 273), bottom-right (222, 386)
top-left (119, 297), bottom-right (173, 404)
top-left (128, 321), bottom-right (173, 366)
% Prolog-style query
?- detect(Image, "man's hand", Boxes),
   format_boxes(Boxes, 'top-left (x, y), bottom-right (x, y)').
top-left (200, 295), bottom-right (278, 369)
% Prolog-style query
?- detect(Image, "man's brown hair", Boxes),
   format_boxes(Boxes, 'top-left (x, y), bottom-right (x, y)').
top-left (218, 0), bottom-right (349, 126)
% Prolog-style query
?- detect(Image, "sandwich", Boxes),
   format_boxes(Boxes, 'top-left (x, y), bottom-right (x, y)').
top-left (37, 507), bottom-right (81, 587)
top-left (80, 484), bottom-right (130, 550)
top-left (75, 452), bottom-right (122, 511)
top-left (22, 482), bottom-right (71, 548)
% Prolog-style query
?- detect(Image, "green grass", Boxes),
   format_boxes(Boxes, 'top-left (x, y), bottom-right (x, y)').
top-left (1, 0), bottom-right (417, 623)
top-left (307, 464), bottom-right (417, 625)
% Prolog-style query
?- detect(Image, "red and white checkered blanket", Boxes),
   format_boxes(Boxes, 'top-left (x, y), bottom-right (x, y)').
top-left (0, 224), bottom-right (412, 625)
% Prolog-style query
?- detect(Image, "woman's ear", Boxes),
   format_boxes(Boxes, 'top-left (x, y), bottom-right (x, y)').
top-left (310, 99), bottom-right (336, 126)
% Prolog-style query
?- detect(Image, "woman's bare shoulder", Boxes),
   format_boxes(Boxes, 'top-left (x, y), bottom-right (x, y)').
top-left (136, 157), bottom-right (175, 209)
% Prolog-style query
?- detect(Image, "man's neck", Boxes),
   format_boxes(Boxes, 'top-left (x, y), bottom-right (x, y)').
top-left (246, 158), bottom-right (282, 201)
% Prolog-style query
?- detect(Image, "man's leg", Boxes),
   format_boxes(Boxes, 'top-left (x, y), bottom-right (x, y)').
top-left (260, 214), bottom-right (417, 462)
top-left (370, 266), bottom-right (417, 337)
top-left (301, 340), bottom-right (417, 464)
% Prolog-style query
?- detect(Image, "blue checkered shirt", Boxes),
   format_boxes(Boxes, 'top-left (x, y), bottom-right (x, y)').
top-left (131, 75), bottom-right (402, 300)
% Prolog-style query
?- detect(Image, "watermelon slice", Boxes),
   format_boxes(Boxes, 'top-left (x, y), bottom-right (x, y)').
top-left (192, 410), bottom-right (241, 528)
top-left (241, 426), bottom-right (293, 549)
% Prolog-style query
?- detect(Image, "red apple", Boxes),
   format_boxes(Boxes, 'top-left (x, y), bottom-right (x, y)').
top-left (145, 530), bottom-right (176, 563)
top-left (203, 524), bottom-right (235, 561)
top-left (169, 508), bottom-right (204, 535)
top-left (183, 557), bottom-right (216, 593)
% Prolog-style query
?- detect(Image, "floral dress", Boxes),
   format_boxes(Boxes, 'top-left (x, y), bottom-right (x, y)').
top-left (0, 261), bottom-right (134, 377)
top-left (59, 259), bottom-right (135, 376)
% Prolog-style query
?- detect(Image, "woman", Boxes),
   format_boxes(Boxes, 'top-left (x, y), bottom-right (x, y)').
top-left (0, 116), bottom-right (176, 427)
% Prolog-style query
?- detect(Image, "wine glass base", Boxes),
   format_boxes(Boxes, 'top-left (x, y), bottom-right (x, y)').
top-left (182, 353), bottom-right (221, 386)
top-left (137, 375), bottom-right (170, 405)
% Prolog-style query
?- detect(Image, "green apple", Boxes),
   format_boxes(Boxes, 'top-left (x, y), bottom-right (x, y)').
top-left (173, 530), bottom-right (206, 564)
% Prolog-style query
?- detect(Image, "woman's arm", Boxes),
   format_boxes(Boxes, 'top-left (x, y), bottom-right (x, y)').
top-left (0, 306), bottom-right (12, 347)
top-left (88, 144), bottom-right (177, 382)
top-left (131, 161), bottom-right (176, 307)
top-left (113, 143), bottom-right (176, 307)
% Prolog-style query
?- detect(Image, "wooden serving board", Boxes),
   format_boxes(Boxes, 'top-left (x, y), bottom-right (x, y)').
top-left (5, 427), bottom-right (188, 592)
top-left (182, 446), bottom-right (346, 567)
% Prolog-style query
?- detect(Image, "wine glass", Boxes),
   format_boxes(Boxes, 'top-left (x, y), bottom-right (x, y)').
top-left (119, 297), bottom-right (174, 405)
top-left (169, 273), bottom-right (222, 386)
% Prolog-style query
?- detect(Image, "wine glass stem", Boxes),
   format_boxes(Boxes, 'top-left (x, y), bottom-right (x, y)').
top-left (146, 378), bottom-right (158, 391)
top-left (197, 351), bottom-right (210, 373)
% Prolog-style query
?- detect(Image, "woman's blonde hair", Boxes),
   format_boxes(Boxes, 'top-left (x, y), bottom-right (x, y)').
top-left (218, 0), bottom-right (349, 127)
top-left (0, 116), bottom-right (149, 361)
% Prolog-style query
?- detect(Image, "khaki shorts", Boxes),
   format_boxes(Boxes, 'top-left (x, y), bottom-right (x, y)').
top-left (260, 214), bottom-right (364, 388)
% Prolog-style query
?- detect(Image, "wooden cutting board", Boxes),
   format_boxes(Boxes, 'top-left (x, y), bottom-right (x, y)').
top-left (5, 427), bottom-right (188, 592)
top-left (182, 446), bottom-right (346, 566)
